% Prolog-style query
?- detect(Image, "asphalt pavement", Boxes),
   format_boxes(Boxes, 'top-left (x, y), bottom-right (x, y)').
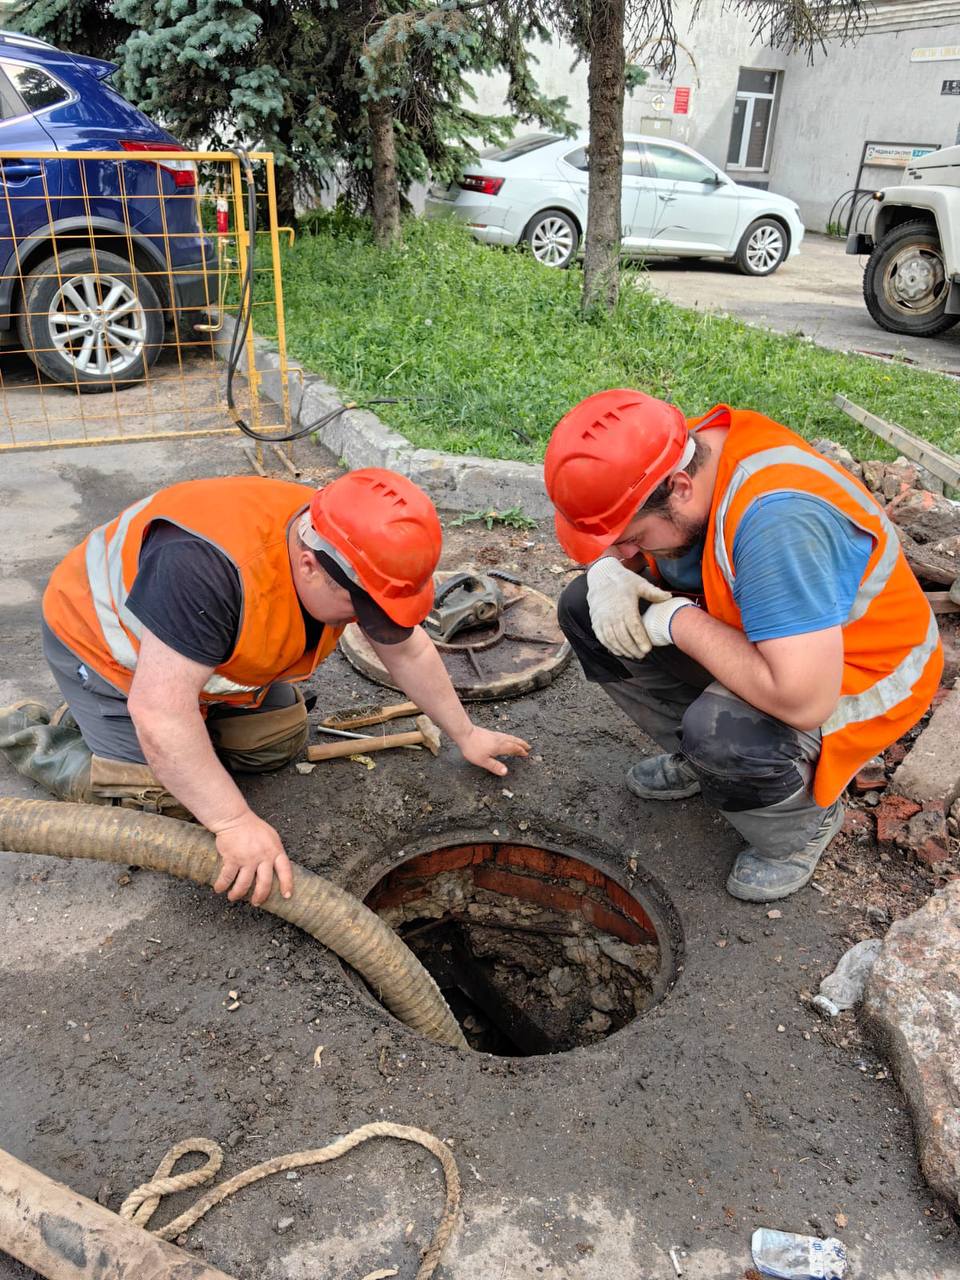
top-left (644, 232), bottom-right (960, 378)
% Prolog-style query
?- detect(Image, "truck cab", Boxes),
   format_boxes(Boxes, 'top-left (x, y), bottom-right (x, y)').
top-left (847, 144), bottom-right (960, 337)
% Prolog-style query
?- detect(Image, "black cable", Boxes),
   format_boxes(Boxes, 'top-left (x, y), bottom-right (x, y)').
top-left (223, 149), bottom-right (443, 444)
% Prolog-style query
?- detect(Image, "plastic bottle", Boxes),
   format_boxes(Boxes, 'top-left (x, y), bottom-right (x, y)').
top-left (811, 937), bottom-right (882, 1018)
top-left (751, 1228), bottom-right (847, 1279)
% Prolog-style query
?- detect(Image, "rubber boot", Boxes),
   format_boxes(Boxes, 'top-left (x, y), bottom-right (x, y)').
top-left (0, 702), bottom-right (190, 819)
top-left (0, 701), bottom-right (97, 802)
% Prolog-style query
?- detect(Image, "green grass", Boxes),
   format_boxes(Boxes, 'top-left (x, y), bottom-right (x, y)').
top-left (261, 212), bottom-right (959, 465)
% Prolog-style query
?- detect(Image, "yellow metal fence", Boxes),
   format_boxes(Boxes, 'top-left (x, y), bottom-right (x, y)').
top-left (0, 149), bottom-right (293, 459)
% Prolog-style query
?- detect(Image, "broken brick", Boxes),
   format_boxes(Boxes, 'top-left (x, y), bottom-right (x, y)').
top-left (853, 756), bottom-right (887, 792)
top-left (903, 809), bottom-right (950, 867)
top-left (842, 809), bottom-right (874, 844)
top-left (876, 794), bottom-right (922, 848)
top-left (885, 741), bottom-right (909, 768)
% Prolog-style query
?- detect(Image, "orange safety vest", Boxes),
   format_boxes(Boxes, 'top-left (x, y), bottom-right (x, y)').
top-left (42, 477), bottom-right (345, 708)
top-left (687, 405), bottom-right (942, 807)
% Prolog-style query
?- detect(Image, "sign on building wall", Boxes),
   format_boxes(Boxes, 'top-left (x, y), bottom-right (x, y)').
top-left (673, 86), bottom-right (691, 114)
top-left (863, 142), bottom-right (939, 167)
top-left (942, 79), bottom-right (960, 94)
top-left (911, 45), bottom-right (960, 62)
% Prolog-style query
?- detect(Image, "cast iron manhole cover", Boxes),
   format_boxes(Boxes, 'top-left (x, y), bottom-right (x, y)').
top-left (339, 571), bottom-right (571, 701)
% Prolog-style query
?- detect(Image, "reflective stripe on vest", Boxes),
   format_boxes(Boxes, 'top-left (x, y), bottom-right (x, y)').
top-left (712, 445), bottom-right (900, 623)
top-left (85, 494), bottom-right (261, 698)
top-left (822, 608), bottom-right (940, 736)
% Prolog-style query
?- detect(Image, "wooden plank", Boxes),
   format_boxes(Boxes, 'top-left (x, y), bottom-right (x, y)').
top-left (833, 394), bottom-right (960, 489)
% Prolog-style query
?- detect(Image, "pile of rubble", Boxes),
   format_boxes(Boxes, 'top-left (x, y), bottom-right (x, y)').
top-left (814, 439), bottom-right (960, 868)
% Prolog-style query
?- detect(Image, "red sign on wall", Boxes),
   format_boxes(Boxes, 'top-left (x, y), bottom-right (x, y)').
top-left (673, 86), bottom-right (691, 114)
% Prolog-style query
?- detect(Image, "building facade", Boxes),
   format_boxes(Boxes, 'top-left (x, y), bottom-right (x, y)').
top-left (468, 0), bottom-right (960, 232)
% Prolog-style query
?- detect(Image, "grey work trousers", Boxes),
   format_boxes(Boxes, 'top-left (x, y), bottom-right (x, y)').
top-left (557, 573), bottom-right (832, 858)
top-left (41, 618), bottom-right (302, 768)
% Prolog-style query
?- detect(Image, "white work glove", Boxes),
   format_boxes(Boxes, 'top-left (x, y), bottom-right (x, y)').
top-left (642, 597), bottom-right (698, 648)
top-left (586, 557), bottom-right (672, 660)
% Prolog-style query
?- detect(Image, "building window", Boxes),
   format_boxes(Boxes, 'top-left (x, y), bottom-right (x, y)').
top-left (727, 68), bottom-right (780, 171)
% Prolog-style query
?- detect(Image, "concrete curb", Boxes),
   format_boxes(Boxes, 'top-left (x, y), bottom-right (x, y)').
top-left (215, 318), bottom-right (552, 517)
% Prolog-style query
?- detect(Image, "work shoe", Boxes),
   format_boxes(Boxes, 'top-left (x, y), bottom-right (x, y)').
top-left (726, 800), bottom-right (845, 903)
top-left (626, 752), bottom-right (701, 800)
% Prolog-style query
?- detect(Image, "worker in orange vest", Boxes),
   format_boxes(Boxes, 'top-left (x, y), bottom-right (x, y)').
top-left (545, 390), bottom-right (942, 902)
top-left (0, 469), bottom-right (529, 906)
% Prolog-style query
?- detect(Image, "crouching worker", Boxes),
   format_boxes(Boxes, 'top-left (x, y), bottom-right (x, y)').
top-left (0, 470), bottom-right (529, 905)
top-left (545, 390), bottom-right (942, 902)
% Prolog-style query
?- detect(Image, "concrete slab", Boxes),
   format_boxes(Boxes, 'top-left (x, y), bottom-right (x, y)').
top-left (891, 681), bottom-right (960, 814)
top-left (0, 431), bottom-right (957, 1279)
top-left (643, 234), bottom-right (960, 378)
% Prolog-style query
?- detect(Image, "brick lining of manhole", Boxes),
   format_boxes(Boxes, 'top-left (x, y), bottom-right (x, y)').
top-left (353, 835), bottom-right (683, 1057)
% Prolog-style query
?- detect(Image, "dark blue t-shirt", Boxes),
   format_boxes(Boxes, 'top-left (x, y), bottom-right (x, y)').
top-left (654, 493), bottom-right (874, 642)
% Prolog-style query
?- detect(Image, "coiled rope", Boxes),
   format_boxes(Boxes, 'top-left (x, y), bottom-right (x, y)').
top-left (119, 1122), bottom-right (460, 1280)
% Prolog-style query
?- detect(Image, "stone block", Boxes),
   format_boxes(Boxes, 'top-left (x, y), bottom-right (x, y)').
top-left (904, 809), bottom-right (950, 866)
top-left (864, 882), bottom-right (960, 1212)
top-left (876, 794), bottom-right (922, 848)
top-left (887, 488), bottom-right (960, 545)
top-left (860, 459), bottom-right (886, 493)
top-left (890, 681), bottom-right (960, 812)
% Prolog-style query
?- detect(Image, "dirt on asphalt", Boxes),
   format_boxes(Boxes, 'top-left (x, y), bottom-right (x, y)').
top-left (1, 436), bottom-right (958, 1280)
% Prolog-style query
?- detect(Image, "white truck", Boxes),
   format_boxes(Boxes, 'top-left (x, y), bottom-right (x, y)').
top-left (847, 143), bottom-right (960, 338)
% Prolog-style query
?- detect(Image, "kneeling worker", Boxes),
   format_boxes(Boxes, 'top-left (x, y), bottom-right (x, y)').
top-left (546, 391), bottom-right (941, 902)
top-left (0, 470), bottom-right (529, 905)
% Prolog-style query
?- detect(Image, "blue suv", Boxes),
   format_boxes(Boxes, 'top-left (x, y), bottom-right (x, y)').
top-left (0, 30), bottom-right (216, 390)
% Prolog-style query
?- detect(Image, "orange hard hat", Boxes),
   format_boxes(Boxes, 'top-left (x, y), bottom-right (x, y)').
top-left (544, 389), bottom-right (691, 562)
top-left (303, 469), bottom-right (442, 626)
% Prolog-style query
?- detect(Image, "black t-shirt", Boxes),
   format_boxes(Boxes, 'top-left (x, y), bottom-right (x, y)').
top-left (125, 521), bottom-right (412, 667)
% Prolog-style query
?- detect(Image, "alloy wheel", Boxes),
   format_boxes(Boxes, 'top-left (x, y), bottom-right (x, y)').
top-left (530, 216), bottom-right (575, 267)
top-left (745, 224), bottom-right (784, 273)
top-left (49, 273), bottom-right (149, 377)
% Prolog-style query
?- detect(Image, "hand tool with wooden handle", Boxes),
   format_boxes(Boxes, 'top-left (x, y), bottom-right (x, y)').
top-left (321, 700), bottom-right (420, 731)
top-left (306, 715), bottom-right (441, 762)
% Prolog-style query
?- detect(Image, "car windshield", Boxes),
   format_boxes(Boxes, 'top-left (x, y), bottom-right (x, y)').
top-left (486, 135), bottom-right (563, 162)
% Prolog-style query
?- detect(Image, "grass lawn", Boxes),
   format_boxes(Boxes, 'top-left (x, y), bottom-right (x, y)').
top-left (262, 213), bottom-right (959, 466)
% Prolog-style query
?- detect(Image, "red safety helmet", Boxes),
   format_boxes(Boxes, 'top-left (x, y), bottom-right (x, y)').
top-left (544, 389), bottom-right (690, 563)
top-left (304, 469), bottom-right (442, 626)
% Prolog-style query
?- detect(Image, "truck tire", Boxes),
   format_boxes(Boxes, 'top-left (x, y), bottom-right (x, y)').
top-left (862, 220), bottom-right (959, 337)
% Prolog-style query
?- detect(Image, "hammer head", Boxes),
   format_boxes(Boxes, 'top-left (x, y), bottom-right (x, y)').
top-left (415, 715), bottom-right (442, 755)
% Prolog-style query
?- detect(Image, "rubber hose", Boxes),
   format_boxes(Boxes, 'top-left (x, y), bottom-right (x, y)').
top-left (0, 797), bottom-right (467, 1050)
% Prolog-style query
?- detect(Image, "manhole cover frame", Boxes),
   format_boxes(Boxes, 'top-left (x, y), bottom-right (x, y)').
top-left (338, 571), bottom-right (572, 702)
top-left (342, 821), bottom-right (686, 1054)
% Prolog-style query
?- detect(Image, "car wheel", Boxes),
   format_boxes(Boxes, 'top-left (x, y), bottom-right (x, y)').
top-left (734, 218), bottom-right (788, 276)
top-left (17, 247), bottom-right (164, 393)
top-left (524, 210), bottom-right (579, 268)
top-left (862, 220), bottom-right (959, 337)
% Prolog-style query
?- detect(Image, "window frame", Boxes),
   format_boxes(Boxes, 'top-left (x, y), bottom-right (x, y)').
top-left (0, 58), bottom-right (75, 126)
top-left (640, 142), bottom-right (720, 185)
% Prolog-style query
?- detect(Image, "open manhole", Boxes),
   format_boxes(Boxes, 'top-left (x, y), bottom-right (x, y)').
top-left (359, 835), bottom-right (683, 1056)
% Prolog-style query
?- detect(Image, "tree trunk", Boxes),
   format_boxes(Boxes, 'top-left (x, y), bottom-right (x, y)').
top-left (369, 98), bottom-right (401, 247)
top-left (582, 0), bottom-right (626, 314)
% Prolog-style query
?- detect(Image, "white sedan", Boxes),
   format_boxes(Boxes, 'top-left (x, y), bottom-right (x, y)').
top-left (425, 132), bottom-right (804, 275)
